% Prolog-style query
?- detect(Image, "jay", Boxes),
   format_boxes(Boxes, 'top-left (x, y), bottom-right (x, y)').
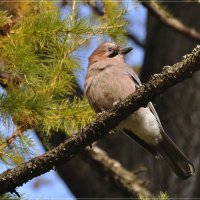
top-left (84, 42), bottom-right (195, 179)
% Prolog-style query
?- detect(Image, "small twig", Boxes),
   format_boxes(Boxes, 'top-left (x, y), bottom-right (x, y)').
top-left (126, 31), bottom-right (145, 48)
top-left (86, 1), bottom-right (105, 16)
top-left (142, 1), bottom-right (200, 42)
top-left (69, 0), bottom-right (77, 26)
top-left (133, 166), bottom-right (147, 174)
top-left (0, 127), bottom-right (23, 152)
top-left (12, 189), bottom-right (20, 198)
top-left (61, 0), bottom-right (68, 7)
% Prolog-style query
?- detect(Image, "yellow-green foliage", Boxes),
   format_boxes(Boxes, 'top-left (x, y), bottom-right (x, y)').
top-left (159, 192), bottom-right (169, 200)
top-left (0, 193), bottom-right (21, 200)
top-left (0, 0), bottom-right (128, 164)
top-left (0, 11), bottom-right (10, 27)
top-left (42, 97), bottom-right (95, 135)
top-left (140, 191), bottom-right (169, 200)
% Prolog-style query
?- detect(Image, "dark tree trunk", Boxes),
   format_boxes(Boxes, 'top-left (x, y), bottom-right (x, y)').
top-left (141, 2), bottom-right (200, 198)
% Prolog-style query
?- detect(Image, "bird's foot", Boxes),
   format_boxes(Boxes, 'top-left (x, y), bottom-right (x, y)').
top-left (113, 100), bottom-right (121, 108)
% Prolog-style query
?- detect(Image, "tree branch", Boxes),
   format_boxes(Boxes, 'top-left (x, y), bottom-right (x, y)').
top-left (0, 127), bottom-right (23, 152)
top-left (126, 31), bottom-right (145, 48)
top-left (0, 72), bottom-right (22, 88)
top-left (142, 1), bottom-right (200, 42)
top-left (82, 145), bottom-right (154, 198)
top-left (0, 23), bottom-right (12, 36)
top-left (86, 1), bottom-right (105, 16)
top-left (0, 45), bottom-right (200, 195)
top-left (86, 1), bottom-right (145, 48)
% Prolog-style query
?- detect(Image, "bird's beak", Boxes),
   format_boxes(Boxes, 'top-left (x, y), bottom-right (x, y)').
top-left (119, 47), bottom-right (133, 55)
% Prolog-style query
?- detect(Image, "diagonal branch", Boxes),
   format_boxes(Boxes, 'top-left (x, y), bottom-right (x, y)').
top-left (126, 31), bottom-right (145, 48)
top-left (86, 1), bottom-right (105, 16)
top-left (0, 127), bottom-right (23, 153)
top-left (0, 45), bottom-right (200, 195)
top-left (142, 1), bottom-right (200, 42)
top-left (83, 145), bottom-right (154, 198)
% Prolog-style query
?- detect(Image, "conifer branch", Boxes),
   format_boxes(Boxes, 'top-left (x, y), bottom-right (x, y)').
top-left (87, 1), bottom-right (145, 48)
top-left (0, 45), bottom-right (200, 195)
top-left (142, 1), bottom-right (200, 42)
top-left (0, 127), bottom-right (23, 153)
top-left (126, 32), bottom-right (145, 48)
top-left (0, 72), bottom-right (22, 88)
top-left (82, 145), bottom-right (154, 198)
top-left (86, 1), bottom-right (104, 16)
top-left (69, 0), bottom-right (78, 30)
top-left (0, 11), bottom-right (14, 36)
top-left (0, 23), bottom-right (12, 36)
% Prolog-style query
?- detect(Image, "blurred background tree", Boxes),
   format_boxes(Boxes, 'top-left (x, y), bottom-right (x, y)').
top-left (0, 0), bottom-right (199, 199)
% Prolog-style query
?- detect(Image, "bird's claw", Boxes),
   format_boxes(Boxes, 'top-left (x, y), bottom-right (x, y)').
top-left (96, 110), bottom-right (106, 119)
top-left (113, 100), bottom-right (121, 107)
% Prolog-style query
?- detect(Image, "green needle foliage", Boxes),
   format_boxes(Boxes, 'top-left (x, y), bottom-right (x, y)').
top-left (0, 0), bottom-right (128, 166)
top-left (0, 10), bottom-right (10, 27)
top-left (0, 193), bottom-right (22, 200)
top-left (140, 192), bottom-right (169, 200)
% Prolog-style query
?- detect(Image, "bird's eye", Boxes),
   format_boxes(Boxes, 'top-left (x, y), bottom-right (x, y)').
top-left (108, 47), bottom-right (113, 52)
top-left (107, 46), bottom-right (118, 57)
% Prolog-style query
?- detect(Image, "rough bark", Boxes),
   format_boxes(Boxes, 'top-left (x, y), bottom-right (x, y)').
top-left (141, 2), bottom-right (200, 198)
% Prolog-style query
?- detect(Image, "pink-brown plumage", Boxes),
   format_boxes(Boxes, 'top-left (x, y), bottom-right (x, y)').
top-left (84, 42), bottom-right (195, 179)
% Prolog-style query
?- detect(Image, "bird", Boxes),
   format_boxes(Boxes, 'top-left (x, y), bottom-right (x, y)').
top-left (84, 42), bottom-right (195, 179)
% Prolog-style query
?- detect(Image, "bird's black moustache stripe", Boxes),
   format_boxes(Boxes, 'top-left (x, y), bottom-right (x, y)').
top-left (108, 51), bottom-right (118, 58)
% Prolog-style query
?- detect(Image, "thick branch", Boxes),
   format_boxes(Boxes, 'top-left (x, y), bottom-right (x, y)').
top-left (142, 1), bottom-right (200, 42)
top-left (0, 45), bottom-right (200, 195)
top-left (82, 146), bottom-right (154, 198)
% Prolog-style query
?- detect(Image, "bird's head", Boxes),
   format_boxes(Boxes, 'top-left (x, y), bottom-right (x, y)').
top-left (88, 42), bottom-right (133, 66)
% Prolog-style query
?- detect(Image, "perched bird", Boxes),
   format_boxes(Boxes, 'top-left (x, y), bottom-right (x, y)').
top-left (84, 42), bottom-right (195, 179)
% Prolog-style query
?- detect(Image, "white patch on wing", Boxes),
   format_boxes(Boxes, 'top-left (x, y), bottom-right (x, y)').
top-left (118, 107), bottom-right (162, 145)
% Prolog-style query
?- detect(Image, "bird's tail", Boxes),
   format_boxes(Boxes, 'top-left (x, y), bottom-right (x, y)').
top-left (157, 131), bottom-right (195, 179)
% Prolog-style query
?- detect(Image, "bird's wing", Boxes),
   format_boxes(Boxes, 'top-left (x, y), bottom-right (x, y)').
top-left (123, 67), bottom-right (195, 178)
top-left (126, 67), bottom-right (164, 131)
top-left (147, 102), bottom-right (165, 132)
top-left (125, 67), bottom-right (142, 86)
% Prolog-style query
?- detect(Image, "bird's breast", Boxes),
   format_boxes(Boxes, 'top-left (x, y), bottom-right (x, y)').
top-left (85, 66), bottom-right (135, 112)
top-left (119, 107), bottom-right (162, 145)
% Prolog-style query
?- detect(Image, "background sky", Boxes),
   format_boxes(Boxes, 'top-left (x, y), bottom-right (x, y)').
top-left (0, 2), bottom-right (147, 199)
